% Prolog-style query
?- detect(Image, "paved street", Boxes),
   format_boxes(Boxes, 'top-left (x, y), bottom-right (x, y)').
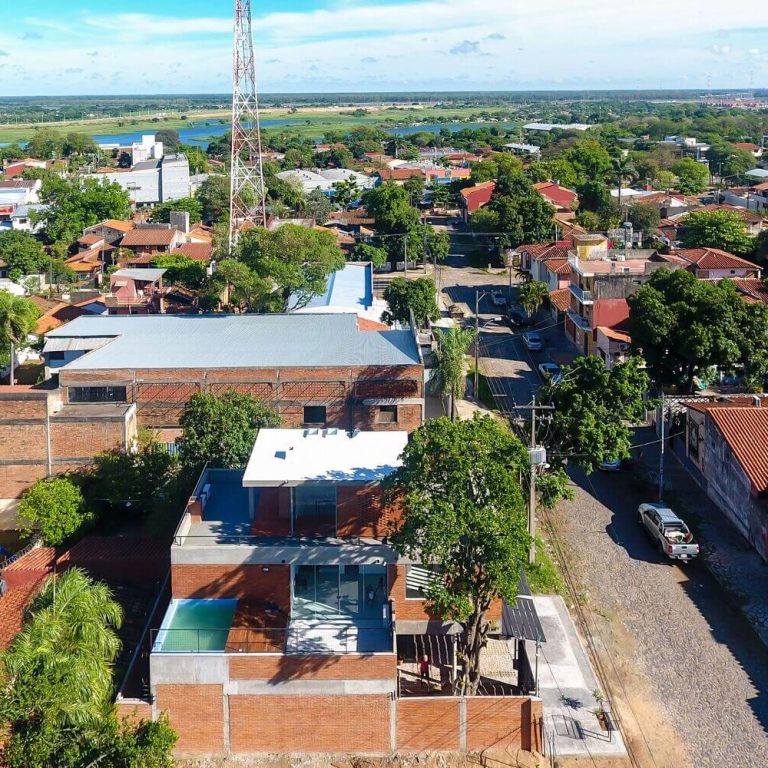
top-left (435, 250), bottom-right (768, 766)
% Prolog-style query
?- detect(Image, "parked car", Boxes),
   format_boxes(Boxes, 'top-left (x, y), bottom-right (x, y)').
top-left (491, 290), bottom-right (507, 307)
top-left (598, 457), bottom-right (622, 472)
top-left (523, 332), bottom-right (544, 351)
top-left (507, 309), bottom-right (530, 328)
top-left (538, 362), bottom-right (563, 383)
top-left (638, 503), bottom-right (700, 562)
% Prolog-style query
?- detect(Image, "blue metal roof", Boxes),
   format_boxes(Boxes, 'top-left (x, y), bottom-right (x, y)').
top-left (48, 313), bottom-right (420, 370)
top-left (289, 263), bottom-right (373, 312)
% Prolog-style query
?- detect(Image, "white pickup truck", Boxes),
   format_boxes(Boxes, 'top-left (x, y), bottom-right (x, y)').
top-left (638, 503), bottom-right (700, 562)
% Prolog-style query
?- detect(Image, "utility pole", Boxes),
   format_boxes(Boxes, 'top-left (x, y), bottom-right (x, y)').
top-left (658, 393), bottom-right (665, 502)
top-left (511, 400), bottom-right (555, 565)
top-left (474, 290), bottom-right (480, 399)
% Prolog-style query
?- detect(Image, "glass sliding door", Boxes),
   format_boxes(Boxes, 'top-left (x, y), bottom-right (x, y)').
top-left (291, 565), bottom-right (388, 621)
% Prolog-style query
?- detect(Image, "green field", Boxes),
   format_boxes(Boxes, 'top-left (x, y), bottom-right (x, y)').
top-left (0, 104), bottom-right (519, 144)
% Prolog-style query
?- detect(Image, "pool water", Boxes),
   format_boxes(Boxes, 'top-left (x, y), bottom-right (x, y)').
top-left (159, 599), bottom-right (237, 652)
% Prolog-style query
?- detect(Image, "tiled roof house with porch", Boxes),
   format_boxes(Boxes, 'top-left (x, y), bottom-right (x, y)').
top-left (141, 427), bottom-right (543, 757)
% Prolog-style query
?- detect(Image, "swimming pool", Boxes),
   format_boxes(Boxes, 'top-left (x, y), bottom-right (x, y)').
top-left (155, 599), bottom-right (237, 653)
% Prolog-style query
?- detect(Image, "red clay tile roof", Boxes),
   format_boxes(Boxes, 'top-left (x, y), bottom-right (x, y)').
top-left (78, 233), bottom-right (104, 246)
top-left (708, 407), bottom-right (768, 495)
top-left (752, 182), bottom-right (768, 192)
top-left (597, 325), bottom-right (632, 343)
top-left (533, 181), bottom-right (578, 208)
top-left (734, 142), bottom-right (760, 152)
top-left (175, 242), bottom-right (214, 262)
top-left (733, 278), bottom-right (768, 304)
top-left (685, 396), bottom-right (768, 414)
top-left (542, 257), bottom-right (572, 275)
top-left (549, 288), bottom-right (571, 312)
top-left (680, 204), bottom-right (764, 225)
top-left (357, 317), bottom-right (390, 331)
top-left (517, 242), bottom-right (571, 261)
top-left (35, 302), bottom-right (88, 334)
top-left (56, 536), bottom-right (168, 568)
top-left (0, 575), bottom-right (46, 650)
top-left (377, 168), bottom-right (426, 181)
top-left (673, 248), bottom-right (760, 272)
top-left (2, 547), bottom-right (58, 574)
top-left (120, 228), bottom-right (178, 247)
top-left (100, 219), bottom-right (135, 232)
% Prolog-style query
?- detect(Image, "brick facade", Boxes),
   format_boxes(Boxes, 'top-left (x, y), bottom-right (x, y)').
top-left (397, 698), bottom-right (461, 751)
top-left (171, 564), bottom-right (291, 611)
top-left (465, 697), bottom-right (542, 753)
top-left (228, 694), bottom-right (391, 753)
top-left (155, 684), bottom-right (224, 754)
top-left (229, 653), bottom-right (397, 681)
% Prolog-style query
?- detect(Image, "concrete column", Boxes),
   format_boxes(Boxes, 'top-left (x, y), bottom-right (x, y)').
top-left (223, 691), bottom-right (231, 754)
top-left (459, 697), bottom-right (467, 752)
top-left (248, 488), bottom-right (255, 521)
top-left (389, 693), bottom-right (397, 754)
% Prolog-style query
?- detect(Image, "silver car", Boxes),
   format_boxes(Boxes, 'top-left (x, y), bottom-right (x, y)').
top-left (638, 503), bottom-right (700, 562)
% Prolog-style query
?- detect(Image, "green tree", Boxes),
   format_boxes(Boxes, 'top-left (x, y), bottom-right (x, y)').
top-left (206, 259), bottom-right (271, 312)
top-left (628, 268), bottom-right (768, 391)
top-left (429, 183), bottom-right (454, 210)
top-left (302, 188), bottom-right (334, 223)
top-left (197, 175), bottom-right (230, 224)
top-left (671, 157), bottom-right (709, 194)
top-left (386, 415), bottom-right (531, 694)
top-left (540, 356), bottom-right (651, 473)
top-left (518, 280), bottom-right (550, 317)
top-left (562, 138), bottom-right (613, 184)
top-left (627, 202), bottom-right (661, 238)
top-left (613, 155), bottom-right (636, 212)
top-left (154, 129), bottom-right (181, 151)
top-left (178, 390), bottom-right (281, 470)
top-left (403, 175), bottom-right (426, 207)
top-left (62, 132), bottom-right (98, 158)
top-left (362, 182), bottom-right (421, 235)
top-left (17, 476), bottom-right (91, 546)
top-left (0, 292), bottom-right (40, 383)
top-left (150, 253), bottom-right (207, 288)
top-left (680, 209), bottom-right (756, 256)
top-left (39, 177), bottom-right (130, 245)
top-left (0, 231), bottom-right (49, 280)
top-left (382, 276), bottom-right (440, 327)
top-left (349, 243), bottom-right (388, 269)
top-left (181, 145), bottom-right (210, 175)
top-left (25, 128), bottom-right (64, 160)
top-left (148, 197), bottom-right (203, 225)
top-left (431, 326), bottom-right (476, 421)
top-left (236, 224), bottom-right (345, 310)
top-left (332, 179), bottom-right (360, 210)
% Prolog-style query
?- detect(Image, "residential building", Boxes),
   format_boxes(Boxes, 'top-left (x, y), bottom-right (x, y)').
top-left (662, 136), bottom-right (710, 161)
top-left (276, 168), bottom-right (375, 197)
top-left (107, 268), bottom-right (166, 315)
top-left (119, 226), bottom-right (183, 258)
top-left (516, 240), bottom-right (572, 281)
top-left (662, 248), bottom-right (761, 280)
top-left (533, 181), bottom-right (578, 211)
top-left (83, 219), bottom-right (136, 244)
top-left (540, 257), bottom-right (573, 291)
top-left (141, 427), bottom-right (541, 755)
top-left (504, 142), bottom-right (541, 158)
top-left (523, 123), bottom-right (593, 132)
top-left (734, 278), bottom-right (768, 304)
top-left (9, 203), bottom-right (47, 233)
top-left (675, 204), bottom-right (766, 236)
top-left (459, 181), bottom-right (496, 222)
top-left (684, 399), bottom-right (768, 562)
top-left (595, 325), bottom-right (632, 369)
top-left (733, 142), bottom-right (764, 159)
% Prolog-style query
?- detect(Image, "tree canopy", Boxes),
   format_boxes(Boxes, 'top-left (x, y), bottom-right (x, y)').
top-left (671, 157), bottom-right (710, 194)
top-left (0, 292), bottom-right (40, 370)
top-left (197, 175), bottom-right (230, 225)
top-left (178, 390), bottom-right (281, 470)
top-left (148, 197), bottom-right (203, 225)
top-left (386, 415), bottom-right (531, 694)
top-left (627, 202), bottom-right (661, 238)
top-left (628, 268), bottom-right (768, 391)
top-left (17, 476), bottom-right (91, 546)
top-left (0, 231), bottom-right (49, 280)
top-left (382, 276), bottom-right (440, 327)
top-left (539, 356), bottom-right (651, 473)
top-left (518, 280), bottom-right (550, 317)
top-left (680, 209), bottom-right (756, 257)
top-left (432, 326), bottom-right (476, 420)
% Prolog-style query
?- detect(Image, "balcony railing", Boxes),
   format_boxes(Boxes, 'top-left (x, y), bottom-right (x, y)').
top-left (568, 283), bottom-right (594, 304)
top-left (566, 309), bottom-right (592, 332)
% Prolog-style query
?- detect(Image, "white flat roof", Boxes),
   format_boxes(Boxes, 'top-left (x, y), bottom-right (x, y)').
top-left (243, 428), bottom-right (408, 487)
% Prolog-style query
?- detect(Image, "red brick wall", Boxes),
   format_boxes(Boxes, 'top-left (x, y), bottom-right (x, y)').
top-left (465, 697), bottom-right (542, 752)
top-left (155, 684), bottom-right (224, 754)
top-left (0, 394), bottom-right (48, 419)
top-left (337, 486), bottom-right (401, 538)
top-left (171, 564), bottom-right (290, 611)
top-left (0, 423), bottom-right (47, 461)
top-left (229, 653), bottom-right (397, 681)
top-left (228, 694), bottom-right (390, 753)
top-left (397, 698), bottom-right (460, 751)
top-left (0, 464), bottom-right (48, 499)
top-left (115, 701), bottom-right (153, 723)
top-left (49, 420), bottom-right (125, 459)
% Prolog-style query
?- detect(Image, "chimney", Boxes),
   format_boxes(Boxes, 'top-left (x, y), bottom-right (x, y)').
top-left (753, 395), bottom-right (762, 407)
top-left (170, 211), bottom-right (190, 234)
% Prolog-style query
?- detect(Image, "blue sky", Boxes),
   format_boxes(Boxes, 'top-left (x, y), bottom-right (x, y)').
top-left (1, 1), bottom-right (768, 95)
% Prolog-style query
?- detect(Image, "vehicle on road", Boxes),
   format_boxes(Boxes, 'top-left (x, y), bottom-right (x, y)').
top-left (638, 503), bottom-right (700, 561)
top-left (598, 457), bottom-right (622, 471)
top-left (491, 290), bottom-right (507, 307)
top-left (506, 309), bottom-right (530, 328)
top-left (523, 332), bottom-right (544, 351)
top-left (538, 362), bottom-right (563, 383)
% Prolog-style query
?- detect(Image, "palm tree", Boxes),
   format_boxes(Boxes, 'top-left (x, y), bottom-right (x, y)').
top-left (518, 280), bottom-right (550, 319)
top-left (432, 326), bottom-right (477, 421)
top-left (613, 156), bottom-right (636, 216)
top-left (0, 292), bottom-right (39, 385)
top-left (386, 136), bottom-right (407, 160)
top-left (1, 568), bottom-right (123, 729)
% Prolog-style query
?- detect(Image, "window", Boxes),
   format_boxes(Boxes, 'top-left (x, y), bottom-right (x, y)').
top-left (405, 565), bottom-right (441, 599)
top-left (376, 405), bottom-right (398, 424)
top-left (303, 405), bottom-right (326, 426)
top-left (47, 351), bottom-right (65, 361)
top-left (68, 386), bottom-right (127, 403)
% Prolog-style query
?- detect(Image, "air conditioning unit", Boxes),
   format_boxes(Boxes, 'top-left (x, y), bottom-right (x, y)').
top-left (618, 343), bottom-right (631, 352)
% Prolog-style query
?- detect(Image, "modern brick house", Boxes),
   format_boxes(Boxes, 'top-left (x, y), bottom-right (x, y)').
top-left (0, 314), bottom-right (425, 502)
top-left (136, 428), bottom-right (542, 757)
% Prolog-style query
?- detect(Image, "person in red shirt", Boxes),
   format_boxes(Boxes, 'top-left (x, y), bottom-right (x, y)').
top-left (418, 654), bottom-right (430, 688)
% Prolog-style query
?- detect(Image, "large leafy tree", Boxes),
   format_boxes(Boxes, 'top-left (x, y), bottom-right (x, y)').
top-left (0, 569), bottom-right (176, 768)
top-left (680, 209), bottom-right (756, 257)
top-left (197, 175), bottom-right (231, 224)
top-left (539, 356), bottom-right (651, 473)
top-left (628, 268), bottom-right (768, 391)
top-left (431, 326), bottom-right (476, 421)
top-left (17, 476), bottom-right (91, 546)
top-left (671, 157), bottom-right (709, 195)
top-left (148, 197), bottom-right (203, 225)
top-left (0, 292), bottom-right (40, 383)
top-left (349, 243), bottom-right (388, 269)
top-left (236, 224), bottom-right (345, 310)
top-left (363, 182), bottom-right (421, 236)
top-left (382, 276), bottom-right (440, 327)
top-left (25, 129), bottom-right (65, 160)
top-left (39, 176), bottom-right (130, 245)
top-left (386, 415), bottom-right (531, 695)
top-left (0, 231), bottom-right (49, 280)
top-left (150, 253), bottom-right (207, 289)
top-left (627, 202), bottom-right (661, 238)
top-left (178, 390), bottom-right (281, 470)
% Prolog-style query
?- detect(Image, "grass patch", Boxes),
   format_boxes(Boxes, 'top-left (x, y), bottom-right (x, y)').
top-left (525, 534), bottom-right (566, 595)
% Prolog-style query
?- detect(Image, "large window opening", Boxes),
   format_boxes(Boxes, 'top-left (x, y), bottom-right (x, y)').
top-left (69, 386), bottom-right (127, 403)
top-left (293, 564), bottom-right (387, 621)
top-left (293, 485), bottom-right (337, 537)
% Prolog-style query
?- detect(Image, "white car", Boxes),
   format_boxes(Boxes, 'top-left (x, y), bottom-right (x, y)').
top-left (538, 362), bottom-right (562, 383)
top-left (491, 290), bottom-right (507, 307)
top-left (523, 332), bottom-right (544, 351)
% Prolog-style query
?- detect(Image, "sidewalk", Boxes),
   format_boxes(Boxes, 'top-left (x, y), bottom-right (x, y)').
top-left (634, 427), bottom-right (768, 647)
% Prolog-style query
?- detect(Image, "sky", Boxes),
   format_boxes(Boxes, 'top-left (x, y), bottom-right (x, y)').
top-left (1, 0), bottom-right (768, 96)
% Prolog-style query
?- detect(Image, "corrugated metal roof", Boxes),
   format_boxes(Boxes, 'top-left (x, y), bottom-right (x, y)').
top-left (43, 336), bottom-right (114, 353)
top-left (112, 268), bottom-right (166, 282)
top-left (47, 314), bottom-right (421, 370)
top-left (501, 572), bottom-right (546, 643)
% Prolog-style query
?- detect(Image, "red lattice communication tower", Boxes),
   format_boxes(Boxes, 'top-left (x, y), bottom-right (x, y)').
top-left (229, 0), bottom-right (267, 249)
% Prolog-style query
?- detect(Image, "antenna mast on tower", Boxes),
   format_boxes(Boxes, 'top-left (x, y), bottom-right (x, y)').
top-left (229, 0), bottom-right (267, 250)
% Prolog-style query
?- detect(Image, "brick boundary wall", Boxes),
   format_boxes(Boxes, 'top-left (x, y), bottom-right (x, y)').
top-left (397, 698), bottom-right (461, 751)
top-left (229, 653), bottom-right (397, 681)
